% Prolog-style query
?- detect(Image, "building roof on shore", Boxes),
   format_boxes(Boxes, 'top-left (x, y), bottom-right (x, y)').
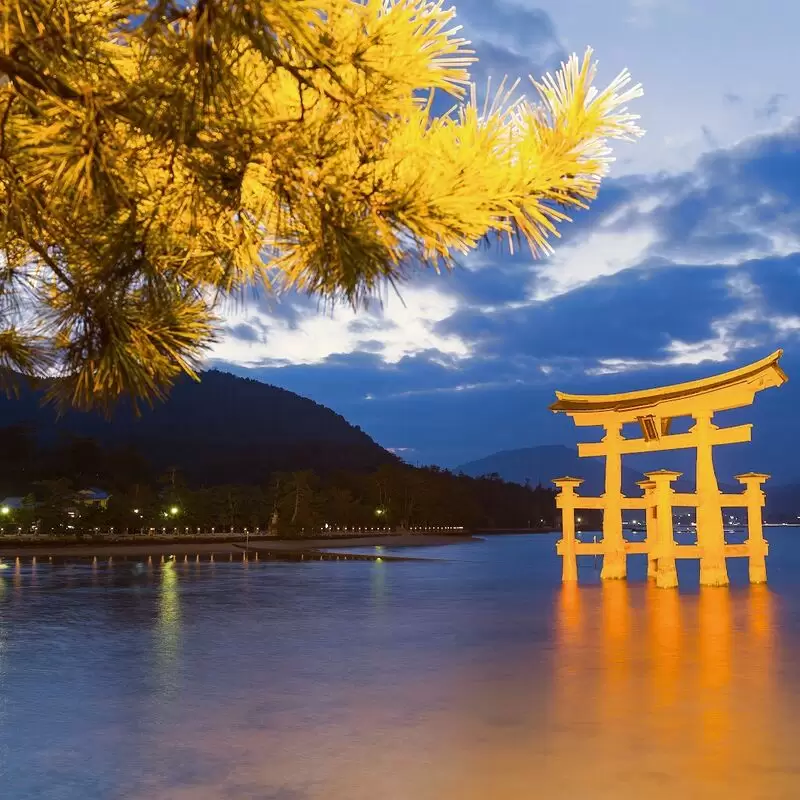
top-left (78, 488), bottom-right (111, 501)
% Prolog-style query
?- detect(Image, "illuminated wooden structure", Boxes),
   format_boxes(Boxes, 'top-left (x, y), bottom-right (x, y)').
top-left (551, 350), bottom-right (787, 587)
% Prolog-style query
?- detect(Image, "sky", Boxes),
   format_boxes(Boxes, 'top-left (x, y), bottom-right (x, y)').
top-left (209, 0), bottom-right (800, 479)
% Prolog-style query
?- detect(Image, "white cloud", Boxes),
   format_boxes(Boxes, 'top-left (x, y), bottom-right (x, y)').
top-left (599, 194), bottom-right (664, 227)
top-left (519, 123), bottom-right (800, 305)
top-left (584, 272), bottom-right (796, 376)
top-left (210, 285), bottom-right (470, 367)
top-left (531, 226), bottom-right (657, 301)
top-left (772, 315), bottom-right (800, 334)
top-left (375, 377), bottom-right (528, 400)
top-left (586, 334), bottom-right (742, 376)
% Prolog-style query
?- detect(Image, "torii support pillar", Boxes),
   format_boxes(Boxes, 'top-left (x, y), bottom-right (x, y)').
top-left (600, 420), bottom-right (627, 580)
top-left (736, 473), bottom-right (770, 584)
top-left (646, 470), bottom-right (681, 589)
top-left (637, 479), bottom-right (658, 578)
top-left (694, 412), bottom-right (729, 587)
top-left (554, 477), bottom-right (583, 582)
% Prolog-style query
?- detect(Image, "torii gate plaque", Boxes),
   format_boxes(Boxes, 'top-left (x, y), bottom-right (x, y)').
top-left (550, 350), bottom-right (788, 588)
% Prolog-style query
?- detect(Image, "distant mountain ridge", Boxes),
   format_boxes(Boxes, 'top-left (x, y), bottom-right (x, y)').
top-left (456, 445), bottom-right (739, 496)
top-left (0, 369), bottom-right (397, 487)
top-left (760, 482), bottom-right (800, 521)
top-left (457, 444), bottom-right (800, 520)
top-left (457, 445), bottom-right (645, 495)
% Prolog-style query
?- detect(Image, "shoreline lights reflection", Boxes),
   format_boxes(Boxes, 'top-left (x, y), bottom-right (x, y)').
top-left (156, 561), bottom-right (181, 694)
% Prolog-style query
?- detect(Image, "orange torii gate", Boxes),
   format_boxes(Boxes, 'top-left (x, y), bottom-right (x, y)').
top-left (550, 350), bottom-right (788, 588)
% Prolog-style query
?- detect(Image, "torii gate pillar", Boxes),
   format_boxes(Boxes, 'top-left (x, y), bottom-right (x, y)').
top-left (693, 412), bottom-right (728, 586)
top-left (736, 473), bottom-right (770, 584)
top-left (601, 420), bottom-right (626, 580)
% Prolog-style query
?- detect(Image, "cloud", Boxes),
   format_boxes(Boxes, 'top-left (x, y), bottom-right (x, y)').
top-left (453, 2), bottom-right (565, 93)
top-left (436, 262), bottom-right (746, 365)
top-left (417, 3), bottom-right (565, 119)
top-left (226, 322), bottom-right (263, 344)
top-left (500, 118), bottom-right (800, 303)
top-left (755, 93), bottom-right (787, 120)
top-left (530, 226), bottom-right (659, 301)
top-left (455, 1), bottom-right (564, 63)
top-left (215, 118), bottom-right (800, 383)
top-left (701, 125), bottom-right (719, 149)
top-left (211, 284), bottom-right (470, 368)
top-left (584, 269), bottom-right (795, 375)
top-left (208, 104), bottom-right (800, 472)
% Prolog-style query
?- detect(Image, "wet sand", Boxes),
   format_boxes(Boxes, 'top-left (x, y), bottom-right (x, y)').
top-left (248, 534), bottom-right (478, 550)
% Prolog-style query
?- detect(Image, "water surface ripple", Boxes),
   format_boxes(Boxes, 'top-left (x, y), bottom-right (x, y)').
top-left (2, 533), bottom-right (800, 799)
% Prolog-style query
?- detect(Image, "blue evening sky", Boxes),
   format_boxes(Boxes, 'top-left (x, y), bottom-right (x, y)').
top-left (209, 0), bottom-right (800, 478)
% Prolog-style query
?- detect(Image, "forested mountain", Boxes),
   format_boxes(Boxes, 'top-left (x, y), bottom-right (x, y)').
top-left (0, 370), bottom-right (397, 489)
top-left (0, 371), bottom-right (558, 534)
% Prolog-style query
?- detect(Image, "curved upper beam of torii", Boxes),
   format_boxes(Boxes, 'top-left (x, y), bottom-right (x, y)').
top-left (549, 349), bottom-right (788, 430)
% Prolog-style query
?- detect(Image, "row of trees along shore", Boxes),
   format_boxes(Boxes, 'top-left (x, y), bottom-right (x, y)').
top-left (0, 464), bottom-right (557, 539)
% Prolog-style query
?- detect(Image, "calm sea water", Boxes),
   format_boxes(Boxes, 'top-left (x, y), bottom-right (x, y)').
top-left (2, 533), bottom-right (800, 799)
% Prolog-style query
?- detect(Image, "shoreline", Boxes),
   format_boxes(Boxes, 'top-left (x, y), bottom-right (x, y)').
top-left (242, 534), bottom-right (479, 551)
top-left (0, 533), bottom-right (479, 561)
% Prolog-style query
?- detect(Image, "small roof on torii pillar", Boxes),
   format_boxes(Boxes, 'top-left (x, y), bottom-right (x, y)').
top-left (550, 349), bottom-right (787, 426)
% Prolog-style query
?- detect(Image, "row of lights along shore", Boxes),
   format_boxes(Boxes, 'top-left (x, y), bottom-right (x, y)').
top-left (1, 516), bottom-right (465, 535)
top-left (312, 525), bottom-right (464, 532)
top-left (0, 551), bottom-right (405, 568)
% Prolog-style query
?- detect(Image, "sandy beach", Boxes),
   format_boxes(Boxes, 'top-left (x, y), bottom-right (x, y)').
top-left (0, 533), bottom-right (479, 561)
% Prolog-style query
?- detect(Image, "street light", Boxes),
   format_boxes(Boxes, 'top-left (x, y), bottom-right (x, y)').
top-left (169, 506), bottom-right (179, 516)
top-left (0, 506), bottom-right (9, 516)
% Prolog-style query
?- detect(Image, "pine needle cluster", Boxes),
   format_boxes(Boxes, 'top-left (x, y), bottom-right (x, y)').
top-left (0, 0), bottom-right (643, 409)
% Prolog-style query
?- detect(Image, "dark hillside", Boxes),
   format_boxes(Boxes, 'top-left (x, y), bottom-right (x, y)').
top-left (0, 370), bottom-right (397, 488)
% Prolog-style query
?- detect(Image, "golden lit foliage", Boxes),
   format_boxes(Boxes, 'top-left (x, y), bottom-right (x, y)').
top-left (0, 0), bottom-right (643, 409)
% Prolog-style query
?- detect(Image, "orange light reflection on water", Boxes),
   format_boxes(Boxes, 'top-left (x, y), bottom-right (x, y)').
top-left (132, 580), bottom-right (799, 800)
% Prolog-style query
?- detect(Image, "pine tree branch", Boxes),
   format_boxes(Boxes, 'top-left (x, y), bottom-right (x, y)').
top-left (0, 54), bottom-right (81, 102)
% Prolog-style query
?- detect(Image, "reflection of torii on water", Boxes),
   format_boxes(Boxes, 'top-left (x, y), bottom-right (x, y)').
top-left (550, 350), bottom-right (788, 588)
